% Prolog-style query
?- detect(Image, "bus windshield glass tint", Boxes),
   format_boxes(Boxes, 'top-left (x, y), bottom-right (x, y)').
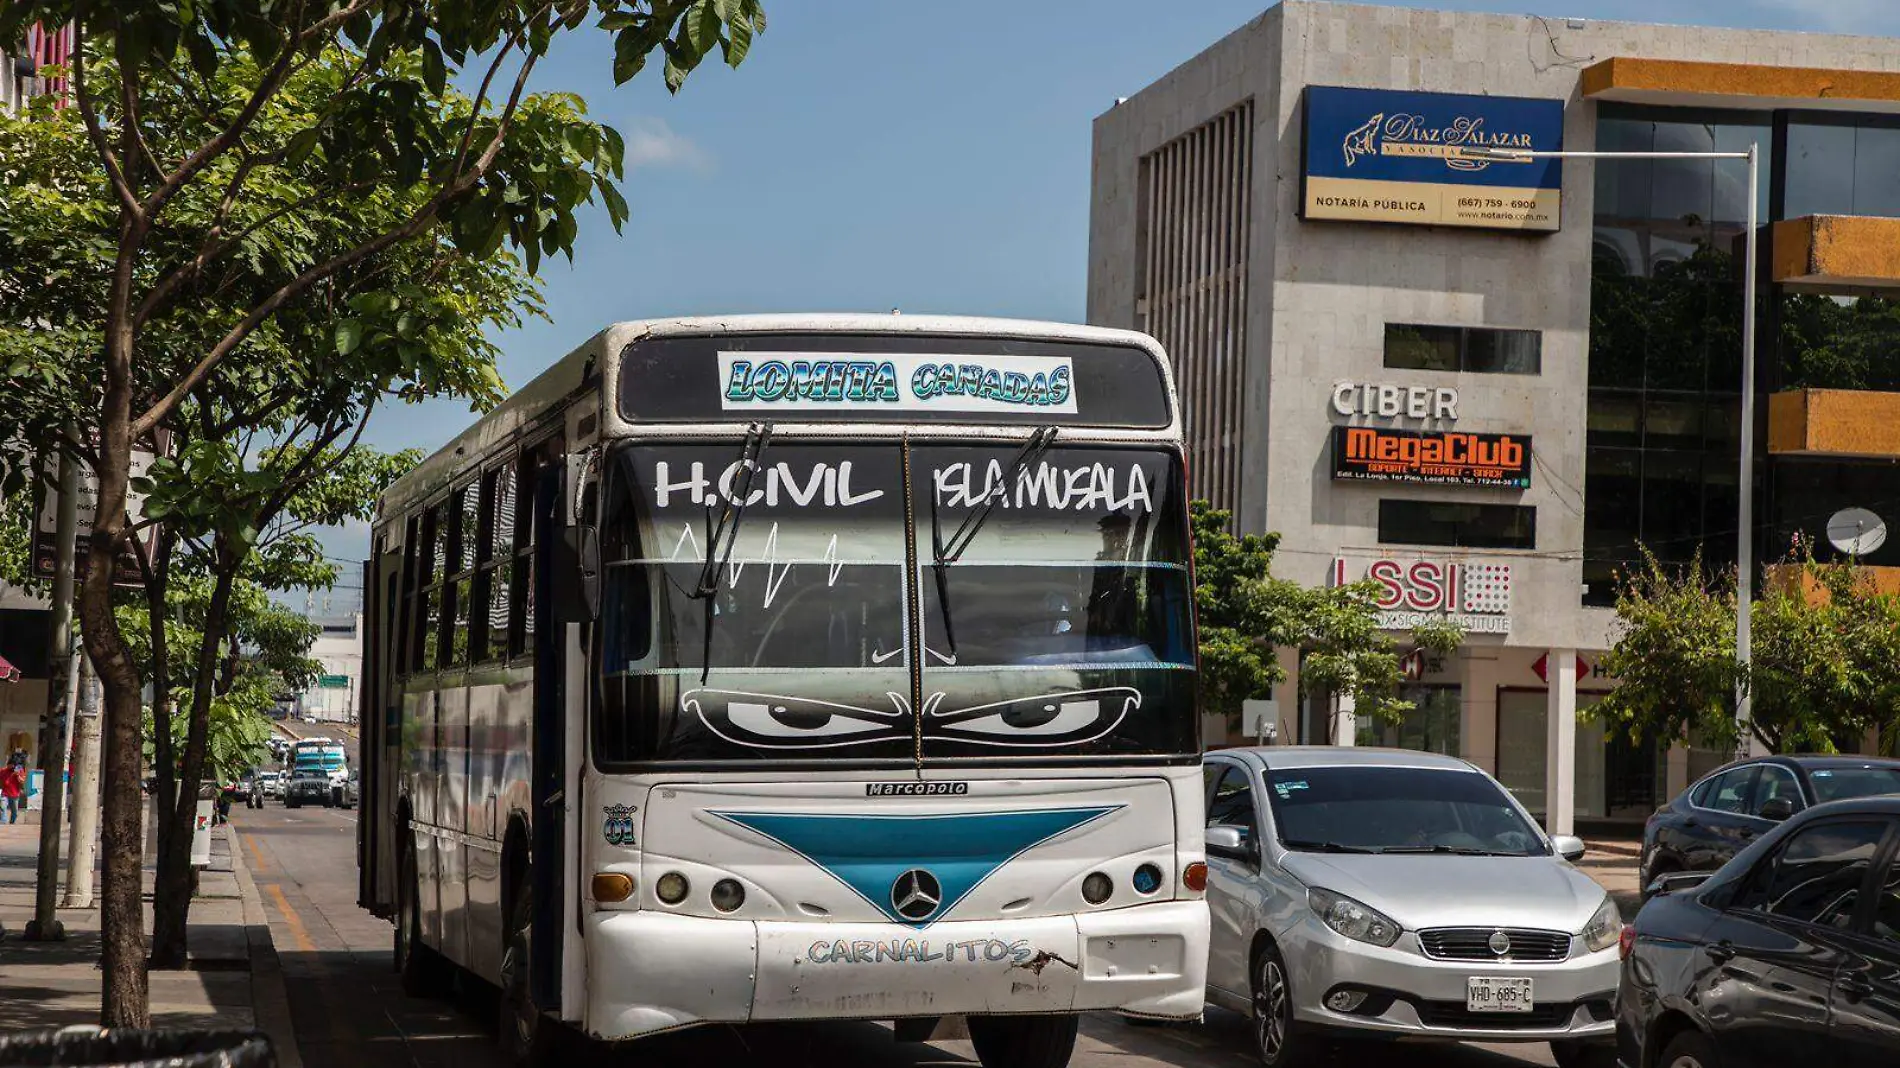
top-left (597, 443), bottom-right (913, 763)
top-left (594, 442), bottom-right (1197, 764)
top-left (913, 444), bottom-right (1195, 759)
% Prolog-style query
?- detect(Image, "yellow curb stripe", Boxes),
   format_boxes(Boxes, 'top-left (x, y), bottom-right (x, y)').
top-left (266, 882), bottom-right (317, 953)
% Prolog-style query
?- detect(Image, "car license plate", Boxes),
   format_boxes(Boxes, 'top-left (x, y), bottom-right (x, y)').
top-left (1466, 976), bottom-right (1533, 1013)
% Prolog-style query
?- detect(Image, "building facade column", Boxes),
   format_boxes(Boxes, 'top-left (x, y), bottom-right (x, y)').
top-left (1333, 691), bottom-right (1357, 747)
top-left (1544, 648), bottom-right (1577, 836)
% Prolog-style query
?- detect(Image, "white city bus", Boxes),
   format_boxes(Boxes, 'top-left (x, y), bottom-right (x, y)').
top-left (358, 315), bottom-right (1207, 1068)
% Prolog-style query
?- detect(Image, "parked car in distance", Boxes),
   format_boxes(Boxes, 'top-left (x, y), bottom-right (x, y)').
top-left (284, 768), bottom-right (334, 809)
top-left (1617, 795), bottom-right (1900, 1068)
top-left (333, 769), bottom-right (358, 809)
top-left (1641, 755), bottom-right (1900, 896)
top-left (1200, 747), bottom-right (1620, 1068)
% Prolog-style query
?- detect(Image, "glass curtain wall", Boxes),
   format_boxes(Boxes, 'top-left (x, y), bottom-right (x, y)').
top-left (1584, 106), bottom-right (1767, 605)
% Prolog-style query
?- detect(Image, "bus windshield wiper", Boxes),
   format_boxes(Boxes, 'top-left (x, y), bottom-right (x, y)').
top-left (927, 425), bottom-right (1058, 656)
top-left (1279, 839), bottom-right (1380, 854)
top-left (691, 422), bottom-right (772, 682)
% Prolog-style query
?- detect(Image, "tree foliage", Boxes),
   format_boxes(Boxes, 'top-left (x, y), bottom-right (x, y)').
top-left (1594, 546), bottom-right (1900, 754)
top-left (1189, 501), bottom-right (1463, 736)
top-left (1, 0), bottom-right (765, 1022)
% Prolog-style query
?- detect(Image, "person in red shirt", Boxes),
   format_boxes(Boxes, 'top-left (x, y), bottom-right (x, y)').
top-left (0, 758), bottom-right (26, 824)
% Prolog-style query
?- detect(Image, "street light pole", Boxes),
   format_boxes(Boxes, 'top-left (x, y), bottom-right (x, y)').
top-left (1460, 143), bottom-right (1762, 753)
top-left (1735, 143), bottom-right (1761, 753)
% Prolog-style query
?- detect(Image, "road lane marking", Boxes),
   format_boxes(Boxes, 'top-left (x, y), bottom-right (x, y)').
top-left (266, 882), bottom-right (318, 953)
top-left (244, 831), bottom-right (271, 874)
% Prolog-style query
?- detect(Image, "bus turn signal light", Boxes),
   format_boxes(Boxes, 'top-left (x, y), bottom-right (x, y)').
top-left (592, 872), bottom-right (634, 903)
top-left (1183, 862), bottom-right (1208, 893)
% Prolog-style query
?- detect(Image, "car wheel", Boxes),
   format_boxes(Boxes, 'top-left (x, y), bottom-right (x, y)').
top-left (1659, 1029), bottom-right (1718, 1068)
top-left (1552, 1040), bottom-right (1616, 1068)
top-left (967, 1014), bottom-right (1079, 1068)
top-left (1253, 943), bottom-right (1316, 1068)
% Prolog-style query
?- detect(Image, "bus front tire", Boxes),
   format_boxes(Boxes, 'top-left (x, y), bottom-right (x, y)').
top-left (499, 883), bottom-right (552, 1066)
top-left (967, 1013), bottom-right (1079, 1068)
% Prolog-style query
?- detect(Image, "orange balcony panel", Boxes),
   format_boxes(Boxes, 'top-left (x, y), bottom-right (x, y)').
top-left (1582, 57), bottom-right (1900, 112)
top-left (1765, 564), bottom-right (1900, 605)
top-left (1772, 215), bottom-right (1900, 291)
top-left (1769, 389), bottom-right (1900, 459)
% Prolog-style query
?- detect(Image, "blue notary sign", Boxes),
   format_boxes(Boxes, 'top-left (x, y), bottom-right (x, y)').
top-left (1302, 86), bottom-right (1565, 231)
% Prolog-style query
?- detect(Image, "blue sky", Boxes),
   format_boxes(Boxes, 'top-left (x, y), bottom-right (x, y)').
top-left (311, 0), bottom-right (1900, 595)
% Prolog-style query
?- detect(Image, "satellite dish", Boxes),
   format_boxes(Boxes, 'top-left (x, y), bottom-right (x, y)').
top-left (1827, 507), bottom-right (1887, 556)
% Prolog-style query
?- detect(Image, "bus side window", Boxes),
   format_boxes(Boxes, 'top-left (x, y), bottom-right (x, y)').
top-left (413, 509), bottom-right (439, 672)
top-left (398, 515), bottom-right (421, 676)
top-left (487, 460), bottom-right (517, 660)
top-left (509, 458), bottom-right (535, 658)
top-left (448, 481), bottom-right (478, 667)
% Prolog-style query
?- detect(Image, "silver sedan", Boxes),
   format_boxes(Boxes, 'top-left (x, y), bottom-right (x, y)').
top-left (1199, 747), bottom-right (1620, 1068)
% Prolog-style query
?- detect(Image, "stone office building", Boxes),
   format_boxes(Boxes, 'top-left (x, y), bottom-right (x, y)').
top-left (1088, 1), bottom-right (1900, 831)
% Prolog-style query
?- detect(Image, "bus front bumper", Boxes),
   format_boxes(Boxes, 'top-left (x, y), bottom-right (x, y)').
top-left (583, 899), bottom-right (1208, 1040)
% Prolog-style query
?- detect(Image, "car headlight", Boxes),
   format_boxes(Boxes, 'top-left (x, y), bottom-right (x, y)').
top-left (1307, 887), bottom-right (1402, 947)
top-left (1581, 894), bottom-right (1621, 954)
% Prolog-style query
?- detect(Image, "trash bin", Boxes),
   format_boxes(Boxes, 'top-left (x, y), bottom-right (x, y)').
top-left (0, 1027), bottom-right (274, 1067)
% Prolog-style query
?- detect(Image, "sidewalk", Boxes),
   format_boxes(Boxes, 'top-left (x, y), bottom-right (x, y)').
top-left (1579, 836), bottom-right (1644, 918)
top-left (0, 813), bottom-right (300, 1065)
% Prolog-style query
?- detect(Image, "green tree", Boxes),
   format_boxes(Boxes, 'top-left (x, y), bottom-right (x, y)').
top-left (1189, 501), bottom-right (1461, 739)
top-left (0, 1), bottom-right (764, 1020)
top-left (1593, 546), bottom-right (1900, 754)
top-left (1, 73), bottom-right (522, 972)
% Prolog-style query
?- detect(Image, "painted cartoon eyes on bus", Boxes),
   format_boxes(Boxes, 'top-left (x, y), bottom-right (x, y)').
top-left (682, 689), bottom-right (911, 749)
top-left (681, 686), bottom-right (1143, 750)
top-left (926, 687), bottom-right (1141, 747)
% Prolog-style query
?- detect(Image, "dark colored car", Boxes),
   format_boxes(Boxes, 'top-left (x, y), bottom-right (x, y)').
top-left (1641, 755), bottom-right (1900, 894)
top-left (1616, 795), bottom-right (1900, 1068)
top-left (284, 769), bottom-right (334, 809)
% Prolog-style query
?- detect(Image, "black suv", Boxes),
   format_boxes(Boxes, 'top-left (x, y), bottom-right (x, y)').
top-left (1641, 755), bottom-right (1900, 894)
top-left (1617, 796), bottom-right (1900, 1068)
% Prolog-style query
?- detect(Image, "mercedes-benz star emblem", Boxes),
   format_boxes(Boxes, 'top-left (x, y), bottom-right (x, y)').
top-left (1488, 930), bottom-right (1512, 957)
top-left (891, 869), bottom-right (943, 922)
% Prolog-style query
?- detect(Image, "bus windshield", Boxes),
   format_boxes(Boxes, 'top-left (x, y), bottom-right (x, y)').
top-left (594, 441), bottom-right (1195, 765)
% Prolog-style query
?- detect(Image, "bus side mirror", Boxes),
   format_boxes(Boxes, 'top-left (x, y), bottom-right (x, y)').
top-left (553, 524), bottom-right (600, 624)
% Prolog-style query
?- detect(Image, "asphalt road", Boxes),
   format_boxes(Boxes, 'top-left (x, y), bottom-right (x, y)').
top-left (233, 803), bottom-right (1561, 1068)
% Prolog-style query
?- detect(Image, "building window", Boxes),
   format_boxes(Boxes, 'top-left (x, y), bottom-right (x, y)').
top-left (1584, 104), bottom-right (1767, 605)
top-left (1378, 500), bottom-right (1535, 550)
top-left (1357, 684), bottom-right (1460, 754)
top-left (1784, 114), bottom-right (1900, 221)
top-left (1134, 99), bottom-right (1252, 516)
top-left (1385, 324), bottom-right (1542, 375)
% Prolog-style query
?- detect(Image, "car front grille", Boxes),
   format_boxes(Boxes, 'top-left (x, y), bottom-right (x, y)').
top-left (1417, 927), bottom-right (1571, 963)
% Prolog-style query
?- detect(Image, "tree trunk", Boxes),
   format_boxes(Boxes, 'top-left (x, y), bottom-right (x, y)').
top-left (146, 533), bottom-right (175, 894)
top-left (81, 214), bottom-right (151, 1026)
top-left (150, 550), bottom-right (237, 970)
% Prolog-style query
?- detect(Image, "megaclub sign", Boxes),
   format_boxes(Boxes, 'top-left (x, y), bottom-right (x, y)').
top-left (1331, 557), bottom-right (1512, 634)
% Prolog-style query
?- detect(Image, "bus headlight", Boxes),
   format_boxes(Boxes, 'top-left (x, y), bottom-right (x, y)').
top-left (1081, 872), bottom-right (1114, 905)
top-left (710, 878), bottom-right (746, 913)
top-left (656, 871), bottom-right (690, 905)
top-left (1132, 863), bottom-right (1163, 895)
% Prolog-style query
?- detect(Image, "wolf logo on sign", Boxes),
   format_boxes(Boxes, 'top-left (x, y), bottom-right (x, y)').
top-left (1342, 112), bottom-right (1384, 167)
top-left (602, 804), bottom-right (638, 847)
